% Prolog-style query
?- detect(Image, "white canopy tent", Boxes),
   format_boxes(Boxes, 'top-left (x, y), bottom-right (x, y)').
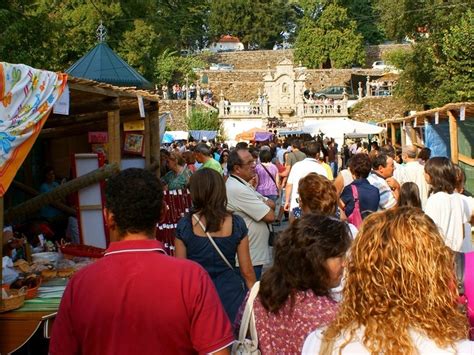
top-left (303, 118), bottom-right (385, 145)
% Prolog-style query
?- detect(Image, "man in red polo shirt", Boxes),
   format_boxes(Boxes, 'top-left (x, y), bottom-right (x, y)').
top-left (50, 168), bottom-right (234, 354)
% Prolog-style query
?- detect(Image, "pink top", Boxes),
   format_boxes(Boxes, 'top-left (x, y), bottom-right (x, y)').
top-left (253, 290), bottom-right (338, 354)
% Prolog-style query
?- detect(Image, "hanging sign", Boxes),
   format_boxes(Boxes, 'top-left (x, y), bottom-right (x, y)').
top-left (88, 131), bottom-right (108, 143)
top-left (123, 120), bottom-right (145, 132)
top-left (53, 84), bottom-right (70, 115)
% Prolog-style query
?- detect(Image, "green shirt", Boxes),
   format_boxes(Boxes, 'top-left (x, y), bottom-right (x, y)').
top-left (200, 158), bottom-right (223, 174)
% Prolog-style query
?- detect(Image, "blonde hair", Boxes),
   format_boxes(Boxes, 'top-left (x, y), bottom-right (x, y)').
top-left (324, 207), bottom-right (468, 354)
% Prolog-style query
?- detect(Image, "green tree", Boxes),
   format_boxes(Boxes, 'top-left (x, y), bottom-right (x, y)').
top-left (155, 50), bottom-right (206, 85)
top-left (294, 3), bottom-right (365, 68)
top-left (117, 20), bottom-right (159, 80)
top-left (375, 0), bottom-right (470, 42)
top-left (387, 11), bottom-right (474, 107)
top-left (209, 0), bottom-right (295, 49)
top-left (186, 109), bottom-right (221, 132)
top-left (339, 0), bottom-right (385, 44)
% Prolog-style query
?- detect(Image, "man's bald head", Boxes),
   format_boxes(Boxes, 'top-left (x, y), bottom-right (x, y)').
top-left (402, 145), bottom-right (418, 161)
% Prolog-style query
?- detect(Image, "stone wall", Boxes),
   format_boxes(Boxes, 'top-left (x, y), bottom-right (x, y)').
top-left (365, 44), bottom-right (412, 67)
top-left (212, 44), bottom-right (411, 70)
top-left (213, 50), bottom-right (294, 70)
top-left (158, 100), bottom-right (188, 130)
top-left (350, 96), bottom-right (418, 122)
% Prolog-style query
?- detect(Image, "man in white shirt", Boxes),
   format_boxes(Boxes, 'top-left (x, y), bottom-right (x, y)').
top-left (226, 148), bottom-right (275, 280)
top-left (380, 144), bottom-right (405, 183)
top-left (367, 154), bottom-right (399, 210)
top-left (284, 141), bottom-right (328, 222)
top-left (400, 145), bottom-right (429, 208)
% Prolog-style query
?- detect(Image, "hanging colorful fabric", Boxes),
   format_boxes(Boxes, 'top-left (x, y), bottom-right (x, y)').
top-left (0, 62), bottom-right (67, 195)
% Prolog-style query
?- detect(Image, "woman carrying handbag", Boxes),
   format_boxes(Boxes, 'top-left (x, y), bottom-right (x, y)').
top-left (175, 168), bottom-right (256, 323)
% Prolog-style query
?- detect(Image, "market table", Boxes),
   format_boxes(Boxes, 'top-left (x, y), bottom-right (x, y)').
top-left (0, 298), bottom-right (60, 354)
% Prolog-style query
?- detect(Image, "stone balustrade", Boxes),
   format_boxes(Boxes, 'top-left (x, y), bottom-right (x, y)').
top-left (219, 102), bottom-right (267, 118)
top-left (301, 101), bottom-right (348, 117)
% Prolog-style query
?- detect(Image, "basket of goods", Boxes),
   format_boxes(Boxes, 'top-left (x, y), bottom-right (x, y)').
top-left (1, 287), bottom-right (26, 313)
top-left (10, 275), bottom-right (42, 300)
top-left (59, 243), bottom-right (105, 259)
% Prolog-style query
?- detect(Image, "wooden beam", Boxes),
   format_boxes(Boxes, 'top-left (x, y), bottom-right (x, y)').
top-left (447, 110), bottom-right (459, 164)
top-left (409, 123), bottom-right (417, 145)
top-left (144, 110), bottom-right (151, 168)
top-left (400, 123), bottom-right (406, 147)
top-left (5, 164), bottom-right (120, 223)
top-left (107, 106), bottom-right (121, 166)
top-left (149, 103), bottom-right (161, 177)
top-left (69, 82), bottom-right (119, 98)
top-left (11, 180), bottom-right (76, 216)
top-left (68, 98), bottom-right (120, 116)
top-left (40, 121), bottom-right (108, 139)
top-left (459, 154), bottom-right (474, 166)
top-left (390, 123), bottom-right (396, 145)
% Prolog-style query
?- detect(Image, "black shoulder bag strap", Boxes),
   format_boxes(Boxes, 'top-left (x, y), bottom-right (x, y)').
top-left (260, 163), bottom-right (278, 189)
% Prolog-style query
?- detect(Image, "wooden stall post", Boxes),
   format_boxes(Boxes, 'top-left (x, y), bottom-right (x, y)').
top-left (149, 103), bottom-right (161, 177)
top-left (107, 103), bottom-right (121, 167)
top-left (400, 122), bottom-right (406, 147)
top-left (390, 123), bottom-right (396, 146)
top-left (448, 110), bottom-right (459, 164)
top-left (409, 121), bottom-right (417, 145)
top-left (144, 108), bottom-right (151, 169)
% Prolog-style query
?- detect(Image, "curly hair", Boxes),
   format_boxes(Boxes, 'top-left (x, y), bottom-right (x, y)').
top-left (297, 173), bottom-right (337, 215)
top-left (258, 214), bottom-right (351, 313)
top-left (323, 207), bottom-right (468, 354)
top-left (105, 168), bottom-right (163, 237)
top-left (424, 156), bottom-right (456, 194)
top-left (189, 168), bottom-right (229, 233)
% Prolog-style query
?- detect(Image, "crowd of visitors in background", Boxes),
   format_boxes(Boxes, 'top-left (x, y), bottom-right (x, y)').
top-left (49, 134), bottom-right (474, 354)
top-left (161, 83), bottom-right (215, 106)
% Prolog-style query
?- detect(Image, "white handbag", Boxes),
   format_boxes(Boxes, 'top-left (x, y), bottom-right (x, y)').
top-left (232, 281), bottom-right (261, 355)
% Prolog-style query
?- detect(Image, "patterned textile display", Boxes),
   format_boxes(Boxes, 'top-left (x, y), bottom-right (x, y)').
top-left (0, 62), bottom-right (67, 195)
top-left (155, 189), bottom-right (193, 255)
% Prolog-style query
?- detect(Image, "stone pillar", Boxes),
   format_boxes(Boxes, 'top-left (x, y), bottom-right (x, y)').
top-left (358, 82), bottom-right (363, 100)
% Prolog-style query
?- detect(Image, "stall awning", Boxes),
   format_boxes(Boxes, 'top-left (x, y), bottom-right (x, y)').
top-left (303, 118), bottom-right (385, 138)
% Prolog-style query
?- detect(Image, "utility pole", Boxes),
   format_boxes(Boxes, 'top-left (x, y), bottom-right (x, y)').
top-left (185, 75), bottom-right (189, 119)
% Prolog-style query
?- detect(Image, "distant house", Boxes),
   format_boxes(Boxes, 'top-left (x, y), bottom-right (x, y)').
top-left (209, 35), bottom-right (244, 53)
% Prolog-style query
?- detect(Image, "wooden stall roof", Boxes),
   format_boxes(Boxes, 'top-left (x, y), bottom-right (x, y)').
top-left (67, 76), bottom-right (159, 102)
top-left (378, 102), bottom-right (474, 125)
top-left (41, 76), bottom-right (159, 139)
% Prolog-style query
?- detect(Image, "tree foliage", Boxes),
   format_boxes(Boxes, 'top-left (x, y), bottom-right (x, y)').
top-left (375, 0), bottom-right (470, 42)
top-left (186, 109), bottom-right (221, 132)
top-left (385, 10), bottom-right (473, 107)
top-left (209, 0), bottom-right (296, 49)
top-left (294, 3), bottom-right (365, 68)
top-left (339, 0), bottom-right (384, 44)
top-left (155, 50), bottom-right (206, 85)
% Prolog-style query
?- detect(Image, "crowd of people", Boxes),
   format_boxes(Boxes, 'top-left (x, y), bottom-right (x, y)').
top-left (49, 136), bottom-right (474, 354)
top-left (161, 83), bottom-right (215, 106)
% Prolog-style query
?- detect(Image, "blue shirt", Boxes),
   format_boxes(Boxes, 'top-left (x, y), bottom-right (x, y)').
top-left (341, 178), bottom-right (380, 218)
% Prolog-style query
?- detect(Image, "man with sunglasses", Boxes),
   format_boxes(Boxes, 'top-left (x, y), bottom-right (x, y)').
top-left (226, 148), bottom-right (275, 280)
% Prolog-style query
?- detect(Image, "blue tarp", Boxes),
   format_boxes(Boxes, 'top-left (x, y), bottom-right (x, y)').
top-left (424, 121), bottom-right (450, 158)
top-left (189, 130), bottom-right (217, 141)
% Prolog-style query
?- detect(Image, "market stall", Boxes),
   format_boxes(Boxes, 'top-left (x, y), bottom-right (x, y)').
top-left (235, 127), bottom-right (274, 142)
top-left (0, 61), bottom-right (161, 353)
top-left (378, 102), bottom-right (473, 192)
top-left (303, 118), bottom-right (385, 146)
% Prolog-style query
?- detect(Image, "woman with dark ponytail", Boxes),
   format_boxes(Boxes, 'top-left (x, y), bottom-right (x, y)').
top-left (250, 214), bottom-right (351, 354)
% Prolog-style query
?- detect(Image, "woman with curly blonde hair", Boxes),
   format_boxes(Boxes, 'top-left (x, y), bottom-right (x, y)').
top-left (303, 207), bottom-right (473, 354)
